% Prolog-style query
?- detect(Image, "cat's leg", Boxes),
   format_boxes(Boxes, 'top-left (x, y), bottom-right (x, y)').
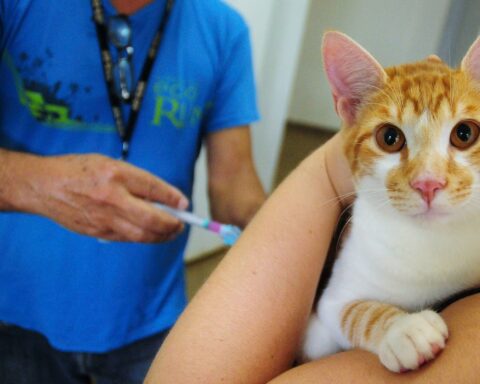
top-left (339, 300), bottom-right (449, 372)
top-left (300, 312), bottom-right (342, 362)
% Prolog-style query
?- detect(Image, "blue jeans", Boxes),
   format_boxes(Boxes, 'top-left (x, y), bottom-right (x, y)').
top-left (0, 324), bottom-right (168, 384)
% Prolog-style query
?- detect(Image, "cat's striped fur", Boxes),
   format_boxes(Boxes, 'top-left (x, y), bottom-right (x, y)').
top-left (301, 32), bottom-right (480, 372)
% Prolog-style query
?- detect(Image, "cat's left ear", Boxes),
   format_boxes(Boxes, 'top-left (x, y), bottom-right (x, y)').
top-left (461, 36), bottom-right (480, 81)
top-left (323, 31), bottom-right (387, 125)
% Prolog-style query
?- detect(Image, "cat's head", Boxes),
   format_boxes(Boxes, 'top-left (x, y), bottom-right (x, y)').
top-left (323, 31), bottom-right (480, 222)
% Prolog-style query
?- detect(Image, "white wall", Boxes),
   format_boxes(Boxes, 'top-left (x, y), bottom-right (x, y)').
top-left (226, 0), bottom-right (276, 76)
top-left (185, 0), bottom-right (310, 261)
top-left (289, 0), bottom-right (451, 130)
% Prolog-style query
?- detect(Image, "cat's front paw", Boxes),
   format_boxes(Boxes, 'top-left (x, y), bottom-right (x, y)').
top-left (378, 310), bottom-right (448, 372)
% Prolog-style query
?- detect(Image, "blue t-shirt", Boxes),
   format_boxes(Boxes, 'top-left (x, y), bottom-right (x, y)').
top-left (0, 0), bottom-right (258, 352)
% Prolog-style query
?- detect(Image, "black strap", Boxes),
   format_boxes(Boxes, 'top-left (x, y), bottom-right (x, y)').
top-left (432, 286), bottom-right (480, 312)
top-left (314, 207), bottom-right (480, 314)
top-left (313, 207), bottom-right (352, 307)
top-left (91, 0), bottom-right (174, 159)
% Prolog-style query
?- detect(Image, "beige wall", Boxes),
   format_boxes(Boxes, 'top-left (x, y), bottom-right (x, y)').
top-left (288, 0), bottom-right (451, 130)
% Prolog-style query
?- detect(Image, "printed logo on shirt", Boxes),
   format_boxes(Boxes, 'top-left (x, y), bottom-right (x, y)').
top-left (151, 77), bottom-right (211, 129)
top-left (2, 50), bottom-right (114, 133)
top-left (3, 51), bottom-right (212, 133)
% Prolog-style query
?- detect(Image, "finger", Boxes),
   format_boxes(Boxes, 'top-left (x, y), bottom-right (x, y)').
top-left (63, 188), bottom-right (184, 241)
top-left (110, 218), bottom-right (173, 243)
top-left (120, 164), bottom-right (189, 209)
top-left (98, 218), bottom-right (175, 243)
top-left (114, 191), bottom-right (185, 236)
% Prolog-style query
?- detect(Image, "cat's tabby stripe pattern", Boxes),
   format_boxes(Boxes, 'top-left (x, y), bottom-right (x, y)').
top-left (341, 301), bottom-right (404, 348)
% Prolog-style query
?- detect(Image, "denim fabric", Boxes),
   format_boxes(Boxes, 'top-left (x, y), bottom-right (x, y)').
top-left (0, 324), bottom-right (168, 384)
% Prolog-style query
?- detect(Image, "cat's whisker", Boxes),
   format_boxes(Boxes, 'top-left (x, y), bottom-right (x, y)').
top-left (369, 196), bottom-right (392, 211)
top-left (361, 101), bottom-right (393, 110)
top-left (357, 189), bottom-right (388, 194)
top-left (335, 214), bottom-right (354, 251)
top-left (319, 191), bottom-right (357, 205)
top-left (319, 188), bottom-right (403, 210)
top-left (388, 194), bottom-right (407, 199)
top-left (449, 61), bottom-right (454, 111)
top-left (450, 192), bottom-right (471, 200)
top-left (354, 82), bottom-right (399, 107)
top-left (339, 203), bottom-right (354, 221)
top-left (387, 191), bottom-right (407, 196)
top-left (462, 196), bottom-right (480, 208)
top-left (385, 82), bottom-right (404, 108)
top-left (317, 192), bottom-right (363, 210)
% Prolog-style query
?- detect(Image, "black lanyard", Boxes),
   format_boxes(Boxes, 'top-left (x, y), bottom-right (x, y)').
top-left (91, 0), bottom-right (174, 159)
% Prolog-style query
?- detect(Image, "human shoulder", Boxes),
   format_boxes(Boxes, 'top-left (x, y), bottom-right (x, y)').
top-left (189, 0), bottom-right (249, 37)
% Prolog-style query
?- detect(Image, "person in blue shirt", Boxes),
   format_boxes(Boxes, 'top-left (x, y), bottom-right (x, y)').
top-left (0, 0), bottom-right (266, 382)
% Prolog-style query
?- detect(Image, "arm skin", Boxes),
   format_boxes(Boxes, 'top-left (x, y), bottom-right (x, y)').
top-left (0, 150), bottom-right (188, 242)
top-left (0, 126), bottom-right (261, 242)
top-left (144, 133), bottom-right (353, 383)
top-left (145, 131), bottom-right (480, 383)
top-left (268, 294), bottom-right (480, 384)
top-left (205, 125), bottom-right (266, 228)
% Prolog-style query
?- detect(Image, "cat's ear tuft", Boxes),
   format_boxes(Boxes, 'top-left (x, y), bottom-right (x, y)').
top-left (322, 31), bottom-right (386, 124)
top-left (461, 36), bottom-right (480, 82)
top-left (426, 54), bottom-right (443, 63)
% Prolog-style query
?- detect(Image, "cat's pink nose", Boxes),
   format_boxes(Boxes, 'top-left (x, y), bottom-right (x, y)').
top-left (410, 178), bottom-right (446, 205)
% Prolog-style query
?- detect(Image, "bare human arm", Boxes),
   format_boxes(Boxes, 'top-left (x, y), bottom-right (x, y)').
top-left (269, 294), bottom-right (480, 384)
top-left (145, 131), bottom-right (480, 383)
top-left (205, 125), bottom-right (266, 228)
top-left (0, 150), bottom-right (188, 242)
top-left (144, 133), bottom-right (353, 383)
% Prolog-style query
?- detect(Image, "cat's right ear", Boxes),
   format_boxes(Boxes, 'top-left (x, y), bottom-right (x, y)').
top-left (461, 36), bottom-right (480, 82)
top-left (323, 31), bottom-right (386, 125)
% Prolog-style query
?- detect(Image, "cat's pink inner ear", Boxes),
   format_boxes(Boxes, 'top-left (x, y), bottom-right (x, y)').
top-left (323, 32), bottom-right (386, 124)
top-left (461, 36), bottom-right (480, 82)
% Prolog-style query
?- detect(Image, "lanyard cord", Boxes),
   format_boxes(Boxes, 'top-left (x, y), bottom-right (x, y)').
top-left (91, 0), bottom-right (175, 159)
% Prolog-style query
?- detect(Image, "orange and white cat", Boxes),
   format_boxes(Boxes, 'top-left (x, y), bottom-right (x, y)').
top-left (301, 31), bottom-right (480, 372)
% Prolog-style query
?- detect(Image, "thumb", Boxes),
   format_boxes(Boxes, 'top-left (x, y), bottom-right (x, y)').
top-left (122, 166), bottom-right (189, 209)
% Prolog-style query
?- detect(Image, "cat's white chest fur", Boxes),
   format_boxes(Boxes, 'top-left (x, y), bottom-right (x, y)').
top-left (302, 196), bottom-right (480, 367)
top-left (331, 197), bottom-right (480, 310)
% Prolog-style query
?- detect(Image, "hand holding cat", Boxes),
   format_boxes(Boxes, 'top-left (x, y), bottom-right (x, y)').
top-left (0, 151), bottom-right (188, 242)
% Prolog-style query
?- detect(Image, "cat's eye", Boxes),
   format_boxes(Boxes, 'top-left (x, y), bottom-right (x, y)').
top-left (450, 120), bottom-right (480, 150)
top-left (375, 124), bottom-right (406, 153)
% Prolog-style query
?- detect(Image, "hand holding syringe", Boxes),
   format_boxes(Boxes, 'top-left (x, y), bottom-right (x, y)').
top-left (154, 203), bottom-right (242, 246)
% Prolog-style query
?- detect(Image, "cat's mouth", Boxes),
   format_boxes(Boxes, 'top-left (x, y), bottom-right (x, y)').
top-left (412, 209), bottom-right (449, 220)
top-left (410, 203), bottom-right (451, 220)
